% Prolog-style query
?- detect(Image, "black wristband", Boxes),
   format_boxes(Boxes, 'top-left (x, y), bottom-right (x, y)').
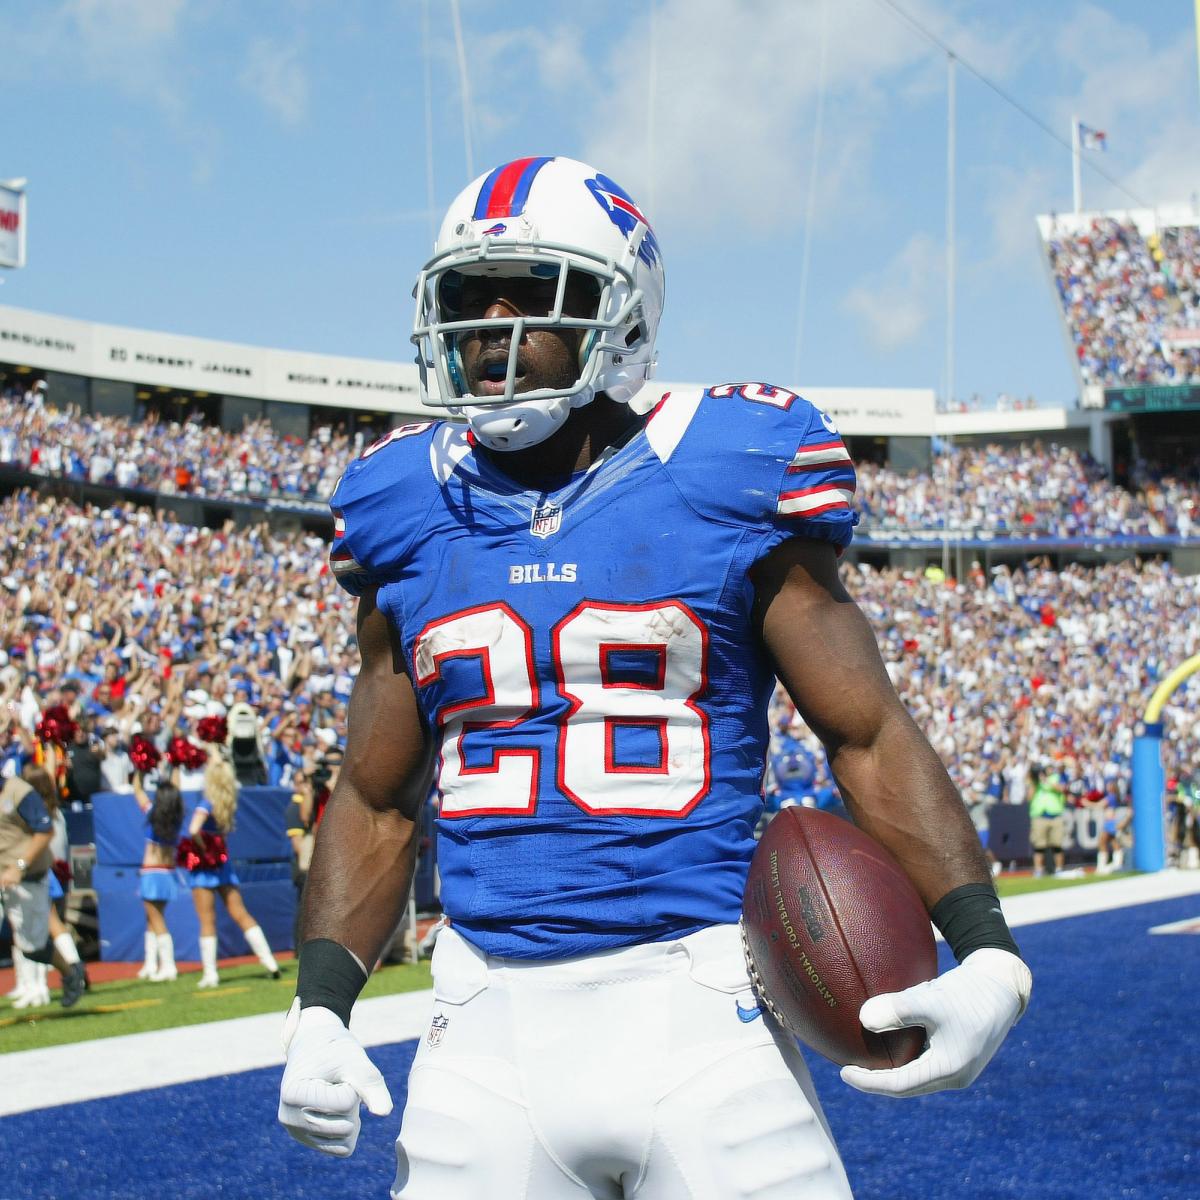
top-left (930, 883), bottom-right (1022, 964)
top-left (296, 938), bottom-right (369, 1027)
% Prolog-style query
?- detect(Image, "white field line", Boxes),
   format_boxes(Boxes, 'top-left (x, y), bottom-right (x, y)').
top-left (0, 987), bottom-right (435, 1117)
top-left (3, 871), bottom-right (1200, 1117)
top-left (999, 868), bottom-right (1200, 928)
top-left (1149, 916), bottom-right (1200, 934)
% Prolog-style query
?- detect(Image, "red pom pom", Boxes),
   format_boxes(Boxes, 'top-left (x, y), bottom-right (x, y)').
top-left (176, 834), bottom-right (228, 872)
top-left (196, 715), bottom-right (228, 745)
top-left (167, 736), bottom-right (208, 770)
top-left (36, 705), bottom-right (79, 747)
top-left (130, 734), bottom-right (161, 774)
top-left (175, 837), bottom-right (199, 871)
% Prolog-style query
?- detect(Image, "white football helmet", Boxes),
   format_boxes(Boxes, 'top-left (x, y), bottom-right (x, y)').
top-left (412, 156), bottom-right (665, 452)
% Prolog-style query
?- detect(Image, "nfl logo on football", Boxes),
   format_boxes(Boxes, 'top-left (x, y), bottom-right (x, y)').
top-left (427, 1013), bottom-right (449, 1048)
top-left (530, 503), bottom-right (562, 539)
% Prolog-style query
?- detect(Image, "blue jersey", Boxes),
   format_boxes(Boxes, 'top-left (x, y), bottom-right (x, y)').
top-left (329, 384), bottom-right (858, 958)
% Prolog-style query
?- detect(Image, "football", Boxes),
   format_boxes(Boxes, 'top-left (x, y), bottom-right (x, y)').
top-left (741, 805), bottom-right (938, 1070)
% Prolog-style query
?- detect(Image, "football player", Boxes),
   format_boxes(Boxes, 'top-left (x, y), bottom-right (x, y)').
top-left (278, 156), bottom-right (1032, 1198)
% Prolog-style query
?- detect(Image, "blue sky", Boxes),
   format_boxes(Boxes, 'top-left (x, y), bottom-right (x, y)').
top-left (2, 0), bottom-right (1198, 407)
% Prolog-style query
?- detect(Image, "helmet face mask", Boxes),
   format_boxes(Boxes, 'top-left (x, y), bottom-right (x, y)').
top-left (412, 157), bottom-right (665, 452)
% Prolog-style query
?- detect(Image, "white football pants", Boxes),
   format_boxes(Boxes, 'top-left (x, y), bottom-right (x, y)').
top-left (392, 924), bottom-right (853, 1200)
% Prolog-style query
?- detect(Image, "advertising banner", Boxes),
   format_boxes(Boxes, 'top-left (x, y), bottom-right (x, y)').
top-left (0, 183), bottom-right (25, 269)
top-left (1159, 327), bottom-right (1200, 352)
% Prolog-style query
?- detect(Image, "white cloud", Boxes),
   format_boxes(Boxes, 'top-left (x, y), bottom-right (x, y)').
top-left (22, 0), bottom-right (192, 118)
top-left (842, 232), bottom-right (942, 349)
top-left (1050, 3), bottom-right (1200, 211)
top-left (67, 0), bottom-right (186, 45)
top-left (977, 162), bottom-right (1060, 269)
top-left (577, 0), bottom-right (1022, 234)
top-left (1125, 117), bottom-right (1200, 212)
top-left (241, 38), bottom-right (309, 126)
top-left (448, 0), bottom-right (1032, 244)
top-left (584, 0), bottom-right (910, 232)
top-left (0, 0), bottom-right (210, 168)
top-left (534, 25), bottom-right (587, 92)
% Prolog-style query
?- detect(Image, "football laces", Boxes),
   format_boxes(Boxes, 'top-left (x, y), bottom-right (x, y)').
top-left (739, 917), bottom-right (788, 1028)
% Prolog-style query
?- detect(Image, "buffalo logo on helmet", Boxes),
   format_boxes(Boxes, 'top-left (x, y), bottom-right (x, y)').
top-left (585, 173), bottom-right (661, 267)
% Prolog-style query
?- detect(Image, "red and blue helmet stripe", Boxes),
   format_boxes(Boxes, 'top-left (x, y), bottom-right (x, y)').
top-left (472, 156), bottom-right (555, 220)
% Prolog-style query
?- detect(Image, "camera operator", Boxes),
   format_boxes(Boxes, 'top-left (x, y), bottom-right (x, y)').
top-left (285, 745), bottom-right (341, 948)
top-left (227, 695), bottom-right (268, 786)
top-left (66, 717), bottom-right (105, 808)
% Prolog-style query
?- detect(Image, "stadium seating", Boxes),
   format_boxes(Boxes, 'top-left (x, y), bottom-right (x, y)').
top-left (1042, 215), bottom-right (1200, 387)
top-left (0, 394), bottom-right (1195, 948)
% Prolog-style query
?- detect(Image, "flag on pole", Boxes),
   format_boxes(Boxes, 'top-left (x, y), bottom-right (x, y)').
top-left (1077, 121), bottom-right (1107, 152)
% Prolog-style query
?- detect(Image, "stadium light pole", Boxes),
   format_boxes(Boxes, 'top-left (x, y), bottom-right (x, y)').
top-left (793, 0), bottom-right (830, 385)
top-left (941, 54), bottom-right (956, 582)
top-left (647, 0), bottom-right (658, 220)
top-left (1071, 115), bottom-right (1082, 214)
top-left (448, 0), bottom-right (474, 182)
top-left (421, 0), bottom-right (437, 247)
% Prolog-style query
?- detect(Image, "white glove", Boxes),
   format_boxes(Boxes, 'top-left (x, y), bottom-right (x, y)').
top-left (840, 948), bottom-right (1032, 1098)
top-left (278, 999), bottom-right (394, 1157)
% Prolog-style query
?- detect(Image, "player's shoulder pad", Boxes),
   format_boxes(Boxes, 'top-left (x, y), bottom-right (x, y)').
top-left (645, 383), bottom-right (858, 549)
top-left (328, 419), bottom-right (443, 595)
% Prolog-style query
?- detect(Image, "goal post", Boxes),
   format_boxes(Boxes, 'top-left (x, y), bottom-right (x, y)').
top-left (1132, 653), bottom-right (1200, 871)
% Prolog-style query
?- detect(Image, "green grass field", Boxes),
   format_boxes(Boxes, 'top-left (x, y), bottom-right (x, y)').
top-left (0, 870), bottom-right (1132, 1055)
top-left (0, 957), bottom-right (433, 1055)
top-left (995, 870), bottom-right (1130, 898)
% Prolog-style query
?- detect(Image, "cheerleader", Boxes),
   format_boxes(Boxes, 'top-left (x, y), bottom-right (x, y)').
top-left (181, 750), bottom-right (280, 988)
top-left (131, 769), bottom-right (184, 981)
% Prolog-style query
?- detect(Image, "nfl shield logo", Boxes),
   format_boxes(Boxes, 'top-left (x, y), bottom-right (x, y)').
top-left (530, 503), bottom-right (562, 539)
top-left (428, 1013), bottom-right (449, 1048)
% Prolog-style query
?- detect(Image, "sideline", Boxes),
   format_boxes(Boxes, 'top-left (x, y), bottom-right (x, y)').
top-left (999, 868), bottom-right (1200, 928)
top-left (3, 870), bottom-right (1199, 1117)
top-left (0, 988), bottom-right (435, 1118)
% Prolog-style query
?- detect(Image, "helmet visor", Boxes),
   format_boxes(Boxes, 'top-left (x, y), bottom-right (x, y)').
top-left (413, 240), bottom-right (641, 408)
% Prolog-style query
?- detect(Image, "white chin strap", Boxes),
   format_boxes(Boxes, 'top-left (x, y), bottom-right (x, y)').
top-left (460, 389), bottom-right (595, 452)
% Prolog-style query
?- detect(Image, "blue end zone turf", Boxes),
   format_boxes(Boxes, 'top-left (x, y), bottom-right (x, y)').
top-left (815, 892), bottom-right (1200, 1200)
top-left (3, 893), bottom-right (1197, 1199)
top-left (1, 1040), bottom-right (420, 1200)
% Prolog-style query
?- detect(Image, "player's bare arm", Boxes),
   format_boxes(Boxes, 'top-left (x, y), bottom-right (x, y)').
top-left (753, 536), bottom-right (1031, 1098)
top-left (279, 585), bottom-right (433, 1158)
top-left (300, 585), bottom-right (434, 968)
top-left (751, 536), bottom-right (993, 907)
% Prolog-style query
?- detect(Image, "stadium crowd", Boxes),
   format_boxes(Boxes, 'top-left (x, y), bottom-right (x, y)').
top-left (768, 556), bottom-right (1200, 827)
top-left (0, 385), bottom-right (351, 504)
top-left (937, 392), bottom-right (1042, 414)
top-left (0, 384), bottom-right (1194, 854)
top-left (0, 490), bottom-right (354, 797)
top-left (1, 486), bottom-right (1195, 840)
top-left (1044, 216), bottom-right (1200, 388)
top-left (2, 383), bottom-right (1198, 538)
top-left (858, 441), bottom-right (1198, 537)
